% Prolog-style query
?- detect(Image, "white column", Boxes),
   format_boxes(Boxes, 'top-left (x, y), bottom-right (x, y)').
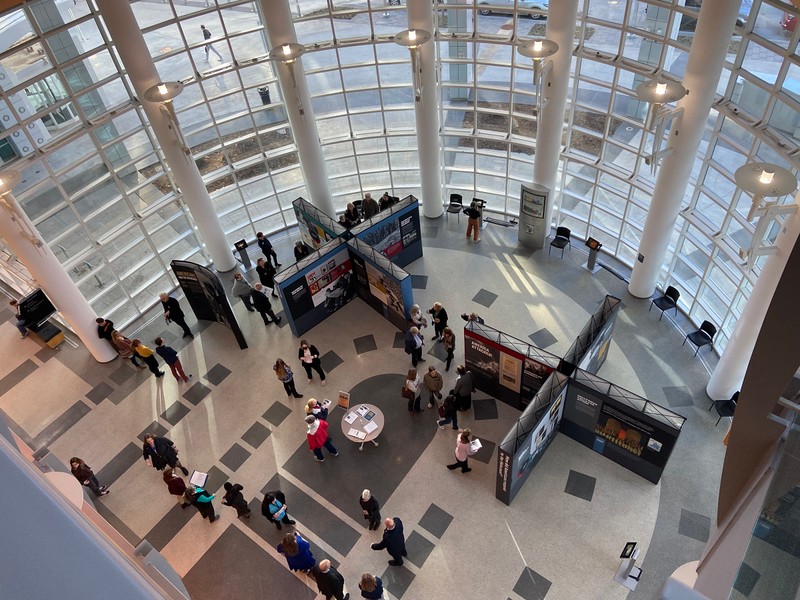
top-left (259, 0), bottom-right (334, 217)
top-left (707, 193), bottom-right (800, 399)
top-left (408, 0), bottom-right (443, 219)
top-left (628, 0), bottom-right (741, 297)
top-left (0, 187), bottom-right (117, 363)
top-left (533, 0), bottom-right (579, 239)
top-left (96, 0), bottom-right (236, 273)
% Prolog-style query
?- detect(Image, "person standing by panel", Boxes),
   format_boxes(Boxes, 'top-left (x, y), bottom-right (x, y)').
top-left (427, 302), bottom-right (449, 341)
top-left (154, 338), bottom-right (192, 383)
top-left (294, 241), bottom-right (311, 262)
top-left (251, 284), bottom-right (281, 326)
top-left (447, 428), bottom-right (478, 474)
top-left (231, 272), bottom-right (255, 312)
top-left (370, 517), bottom-right (407, 566)
top-left (453, 364), bottom-right (474, 411)
top-left (10, 299), bottom-right (27, 339)
top-left (298, 339), bottom-right (326, 384)
top-left (360, 489), bottom-right (381, 531)
top-left (131, 339), bottom-right (164, 378)
top-left (442, 327), bottom-right (456, 372)
top-left (256, 232), bottom-right (281, 268)
top-left (256, 258), bottom-right (279, 297)
top-left (274, 358), bottom-right (303, 398)
top-left (159, 293), bottom-right (193, 338)
top-left (362, 193), bottom-right (379, 219)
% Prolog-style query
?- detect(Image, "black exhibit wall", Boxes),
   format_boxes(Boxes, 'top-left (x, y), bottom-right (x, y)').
top-left (352, 196), bottom-right (422, 268)
top-left (562, 295), bottom-right (622, 376)
top-left (18, 288), bottom-right (56, 327)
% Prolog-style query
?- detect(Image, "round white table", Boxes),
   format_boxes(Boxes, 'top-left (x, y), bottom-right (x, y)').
top-left (340, 403), bottom-right (384, 451)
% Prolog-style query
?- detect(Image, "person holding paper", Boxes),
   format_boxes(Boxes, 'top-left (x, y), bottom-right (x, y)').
top-left (305, 398), bottom-right (329, 421)
top-left (298, 339), bottom-right (327, 385)
top-left (261, 490), bottom-right (296, 530)
top-left (447, 428), bottom-right (478, 474)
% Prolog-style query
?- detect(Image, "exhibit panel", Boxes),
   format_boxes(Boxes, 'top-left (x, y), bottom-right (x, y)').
top-left (292, 197), bottom-right (345, 250)
top-left (18, 288), bottom-right (57, 327)
top-left (351, 196), bottom-right (423, 268)
top-left (563, 295), bottom-right (622, 376)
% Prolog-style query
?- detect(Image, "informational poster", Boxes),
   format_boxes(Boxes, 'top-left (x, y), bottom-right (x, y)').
top-left (304, 248), bottom-right (353, 313)
top-left (521, 357), bottom-right (555, 401)
top-left (293, 203), bottom-right (338, 250)
top-left (362, 219), bottom-right (402, 258)
top-left (365, 260), bottom-right (405, 321)
top-left (338, 391), bottom-right (351, 410)
top-left (499, 351), bottom-right (523, 392)
top-left (354, 201), bottom-right (422, 268)
top-left (464, 332), bottom-right (501, 383)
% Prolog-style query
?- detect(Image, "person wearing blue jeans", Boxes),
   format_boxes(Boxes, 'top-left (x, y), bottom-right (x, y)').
top-left (10, 300), bottom-right (27, 338)
top-left (306, 415), bottom-right (338, 462)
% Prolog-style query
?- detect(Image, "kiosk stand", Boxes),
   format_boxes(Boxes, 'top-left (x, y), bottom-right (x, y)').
top-left (583, 237), bottom-right (603, 274)
top-left (234, 239), bottom-right (251, 270)
top-left (613, 542), bottom-right (642, 591)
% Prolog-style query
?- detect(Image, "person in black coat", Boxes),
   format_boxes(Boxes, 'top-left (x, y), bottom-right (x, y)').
top-left (256, 232), bottom-right (281, 267)
top-left (222, 482), bottom-right (251, 518)
top-left (159, 293), bottom-right (193, 338)
top-left (256, 258), bottom-right (279, 297)
top-left (453, 365), bottom-right (474, 411)
top-left (428, 302), bottom-right (449, 341)
top-left (250, 284), bottom-right (281, 325)
top-left (360, 489), bottom-right (381, 531)
top-left (371, 517), bottom-right (407, 566)
top-left (312, 559), bottom-right (349, 600)
top-left (95, 317), bottom-right (114, 341)
top-left (142, 433), bottom-right (189, 475)
top-left (404, 326), bottom-right (424, 367)
top-left (294, 241), bottom-right (311, 262)
top-left (186, 486), bottom-right (217, 523)
top-left (298, 339), bottom-right (326, 383)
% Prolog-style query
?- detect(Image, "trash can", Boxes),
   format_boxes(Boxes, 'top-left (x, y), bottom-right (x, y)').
top-left (257, 86), bottom-right (271, 105)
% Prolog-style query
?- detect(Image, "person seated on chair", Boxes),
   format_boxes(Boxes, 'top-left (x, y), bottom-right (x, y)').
top-left (379, 192), bottom-right (392, 211)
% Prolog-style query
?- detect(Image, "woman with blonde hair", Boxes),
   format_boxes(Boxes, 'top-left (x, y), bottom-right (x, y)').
top-left (358, 572), bottom-right (385, 599)
top-left (305, 398), bottom-right (328, 421)
top-left (274, 358), bottom-right (303, 398)
top-left (111, 330), bottom-right (146, 369)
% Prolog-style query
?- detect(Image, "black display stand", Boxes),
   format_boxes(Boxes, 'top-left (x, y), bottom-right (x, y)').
top-left (583, 237), bottom-right (602, 274)
top-left (234, 239), bottom-right (251, 270)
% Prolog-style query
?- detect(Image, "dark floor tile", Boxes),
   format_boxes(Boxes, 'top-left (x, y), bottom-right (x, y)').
top-left (138, 421), bottom-right (168, 441)
top-left (109, 364), bottom-right (138, 386)
top-left (86, 382), bottom-right (114, 405)
top-left (0, 359), bottom-right (37, 396)
top-left (472, 398), bottom-right (498, 420)
top-left (529, 328), bottom-right (558, 349)
top-left (220, 443), bottom-right (251, 472)
top-left (241, 422), bottom-right (271, 449)
top-left (426, 341), bottom-right (448, 362)
top-left (204, 466), bottom-right (229, 494)
top-left (183, 382), bottom-right (213, 406)
top-left (161, 401), bottom-right (191, 426)
top-left (34, 347), bottom-right (56, 363)
top-left (96, 442), bottom-right (142, 487)
top-left (418, 503), bottom-right (454, 539)
top-left (411, 274), bottom-right (429, 289)
top-left (678, 508), bottom-right (711, 543)
top-left (513, 566), bottom-right (552, 600)
top-left (470, 438), bottom-right (496, 464)
top-left (393, 331), bottom-right (406, 349)
top-left (472, 288), bottom-right (499, 308)
top-left (319, 350), bottom-right (343, 373)
top-left (663, 386), bottom-right (694, 408)
top-left (33, 401), bottom-right (92, 449)
top-left (143, 501), bottom-right (196, 552)
top-left (205, 363), bottom-right (232, 386)
top-left (564, 470), bottom-right (596, 502)
top-left (380, 563), bottom-right (415, 599)
top-left (404, 530), bottom-right (435, 568)
top-left (733, 562), bottom-right (760, 597)
top-left (263, 402), bottom-right (292, 428)
top-left (354, 335), bottom-right (377, 355)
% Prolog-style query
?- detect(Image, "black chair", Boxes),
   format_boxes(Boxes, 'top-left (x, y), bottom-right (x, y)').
top-left (649, 286), bottom-right (681, 321)
top-left (683, 320), bottom-right (717, 356)
top-left (549, 226), bottom-right (571, 258)
top-left (713, 394), bottom-right (737, 426)
top-left (446, 194), bottom-right (463, 222)
top-left (709, 390), bottom-right (739, 412)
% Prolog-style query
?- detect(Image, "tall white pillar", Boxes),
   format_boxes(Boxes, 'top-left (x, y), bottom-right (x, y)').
top-left (628, 0), bottom-right (741, 297)
top-left (407, 0), bottom-right (443, 219)
top-left (258, 0), bottom-right (334, 217)
top-left (0, 181), bottom-right (117, 363)
top-left (96, 0), bottom-right (236, 273)
top-left (707, 194), bottom-right (800, 399)
top-left (533, 0), bottom-right (579, 237)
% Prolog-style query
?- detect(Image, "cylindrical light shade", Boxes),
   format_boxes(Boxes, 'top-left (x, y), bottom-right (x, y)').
top-left (393, 29), bottom-right (432, 48)
top-left (735, 163), bottom-right (797, 197)
top-left (269, 42), bottom-right (305, 63)
top-left (0, 169), bottom-right (21, 194)
top-left (517, 38), bottom-right (559, 61)
top-left (143, 81), bottom-right (184, 103)
top-left (635, 80), bottom-right (687, 103)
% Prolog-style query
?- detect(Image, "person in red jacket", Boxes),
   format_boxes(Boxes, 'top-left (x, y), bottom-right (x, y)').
top-left (163, 467), bottom-right (189, 507)
top-left (306, 414), bottom-right (339, 462)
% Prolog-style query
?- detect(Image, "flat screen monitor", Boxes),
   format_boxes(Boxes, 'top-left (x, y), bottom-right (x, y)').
top-left (586, 237), bottom-right (602, 250)
top-left (620, 542), bottom-right (637, 559)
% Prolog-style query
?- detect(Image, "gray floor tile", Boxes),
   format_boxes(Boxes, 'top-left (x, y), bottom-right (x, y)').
top-left (138, 421), bottom-right (168, 441)
top-left (663, 386), bottom-right (694, 408)
top-left (161, 401), bottom-right (191, 426)
top-left (419, 503), bottom-right (454, 539)
top-left (473, 398), bottom-right (498, 420)
top-left (380, 564), bottom-right (415, 599)
top-left (472, 288), bottom-right (499, 308)
top-left (220, 442), bottom-right (251, 472)
top-left (678, 508), bottom-right (711, 542)
top-left (109, 364), bottom-right (138, 386)
top-left (263, 402), bottom-right (292, 428)
top-left (421, 226), bottom-right (438, 238)
top-left (513, 566), bottom-right (552, 600)
top-left (426, 341), bottom-right (448, 362)
top-left (205, 363), bottom-right (232, 386)
top-left (0, 359), bottom-right (37, 396)
top-left (96, 442), bottom-right (142, 486)
top-left (733, 562), bottom-right (760, 597)
top-left (564, 470), bottom-right (596, 502)
top-left (405, 530), bottom-right (435, 568)
top-left (241, 422), bottom-right (271, 449)
top-left (354, 334), bottom-right (377, 355)
top-left (411, 274), bottom-right (429, 289)
top-left (529, 328), bottom-right (558, 349)
top-left (205, 466), bottom-right (229, 494)
top-left (183, 382), bottom-right (213, 405)
top-left (393, 331), bottom-right (406, 348)
top-left (471, 438), bottom-right (496, 464)
top-left (33, 401), bottom-right (92, 449)
top-left (34, 347), bottom-right (56, 363)
top-left (143, 501), bottom-right (196, 552)
top-left (86, 382), bottom-right (114, 405)
top-left (319, 350), bottom-right (343, 373)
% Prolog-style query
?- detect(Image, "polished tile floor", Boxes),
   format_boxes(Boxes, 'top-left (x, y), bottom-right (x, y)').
top-left (0, 216), bottom-right (731, 600)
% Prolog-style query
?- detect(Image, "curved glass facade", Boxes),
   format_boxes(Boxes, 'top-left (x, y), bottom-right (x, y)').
top-left (0, 0), bottom-right (797, 351)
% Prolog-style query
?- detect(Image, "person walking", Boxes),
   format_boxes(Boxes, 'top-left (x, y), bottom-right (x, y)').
top-left (360, 489), bottom-right (381, 531)
top-left (96, 317), bottom-right (114, 343)
top-left (9, 299), bottom-right (28, 338)
top-left (370, 517), bottom-right (407, 566)
top-left (294, 241), bottom-right (311, 262)
top-left (436, 393), bottom-right (459, 431)
top-left (131, 339), bottom-right (164, 378)
top-left (298, 339), bottom-right (326, 384)
top-left (256, 258), bottom-right (279, 297)
top-left (256, 231), bottom-right (280, 267)
top-left (261, 490), bottom-right (296, 530)
top-left (231, 272), bottom-right (255, 312)
top-left (305, 398), bottom-right (328, 421)
top-left (464, 200), bottom-right (482, 242)
top-left (277, 532), bottom-right (315, 572)
top-left (306, 414), bottom-right (338, 462)
top-left (142, 433), bottom-right (189, 475)
top-left (423, 365), bottom-right (443, 409)
top-left (250, 284), bottom-right (281, 325)
top-left (453, 365), bottom-right (474, 411)
top-left (70, 457), bottom-right (109, 497)
top-left (313, 559), bottom-right (349, 600)
top-left (111, 331), bottom-right (146, 369)
top-left (200, 24), bottom-right (223, 61)
top-left (358, 573), bottom-right (385, 600)
top-left (404, 368), bottom-right (421, 413)
top-left (159, 293), bottom-right (193, 338)
top-left (361, 193), bottom-right (379, 219)
top-left (274, 358), bottom-right (303, 398)
top-left (447, 428), bottom-right (478, 474)
top-left (427, 302), bottom-right (449, 341)
top-left (222, 482), bottom-right (251, 518)
top-left (441, 326), bottom-right (456, 372)
top-left (186, 485), bottom-right (218, 522)
top-left (404, 326), bottom-right (424, 367)
top-left (163, 467), bottom-right (189, 507)
top-left (154, 338), bottom-right (192, 383)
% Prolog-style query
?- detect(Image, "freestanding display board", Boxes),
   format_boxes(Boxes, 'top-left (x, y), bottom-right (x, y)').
top-left (352, 196), bottom-right (423, 268)
top-left (292, 197), bottom-right (345, 250)
top-left (561, 295), bottom-right (622, 376)
top-left (517, 183), bottom-right (550, 250)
